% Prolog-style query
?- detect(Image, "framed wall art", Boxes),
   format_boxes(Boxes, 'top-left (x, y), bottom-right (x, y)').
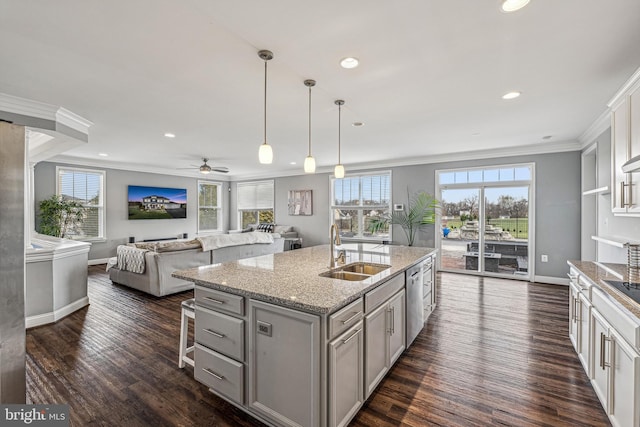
top-left (288, 190), bottom-right (312, 216)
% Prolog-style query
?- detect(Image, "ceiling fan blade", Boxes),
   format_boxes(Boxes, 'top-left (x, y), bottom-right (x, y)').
top-left (211, 167), bottom-right (229, 173)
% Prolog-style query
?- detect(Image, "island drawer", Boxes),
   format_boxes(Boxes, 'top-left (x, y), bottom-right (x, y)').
top-left (365, 273), bottom-right (404, 313)
top-left (329, 298), bottom-right (364, 339)
top-left (196, 286), bottom-right (244, 315)
top-left (194, 343), bottom-right (244, 405)
top-left (196, 305), bottom-right (244, 361)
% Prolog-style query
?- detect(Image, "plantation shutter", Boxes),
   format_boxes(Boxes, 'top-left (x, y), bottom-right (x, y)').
top-left (57, 168), bottom-right (104, 238)
top-left (237, 180), bottom-right (274, 210)
top-left (198, 181), bottom-right (221, 232)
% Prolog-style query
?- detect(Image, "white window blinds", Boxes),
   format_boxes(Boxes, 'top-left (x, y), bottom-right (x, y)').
top-left (237, 180), bottom-right (274, 210)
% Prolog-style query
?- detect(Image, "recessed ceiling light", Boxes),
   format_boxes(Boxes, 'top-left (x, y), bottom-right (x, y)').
top-left (340, 57), bottom-right (359, 69)
top-left (290, 161), bottom-right (297, 165)
top-left (502, 91), bottom-right (521, 100)
top-left (501, 0), bottom-right (530, 12)
top-left (98, 152), bottom-right (108, 157)
top-left (542, 135), bottom-right (553, 140)
top-left (164, 132), bottom-right (176, 138)
top-left (352, 122), bottom-right (365, 127)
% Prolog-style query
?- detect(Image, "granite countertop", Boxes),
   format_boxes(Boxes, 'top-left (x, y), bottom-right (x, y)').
top-left (173, 243), bottom-right (436, 315)
top-left (568, 260), bottom-right (640, 319)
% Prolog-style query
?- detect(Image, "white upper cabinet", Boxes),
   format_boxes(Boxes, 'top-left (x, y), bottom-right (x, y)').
top-left (610, 72), bottom-right (640, 215)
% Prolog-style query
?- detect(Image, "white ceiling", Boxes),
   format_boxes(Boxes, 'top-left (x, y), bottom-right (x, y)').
top-left (1, 0), bottom-right (640, 179)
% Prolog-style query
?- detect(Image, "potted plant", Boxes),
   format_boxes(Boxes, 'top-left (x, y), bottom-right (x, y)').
top-left (369, 190), bottom-right (439, 246)
top-left (37, 195), bottom-right (86, 238)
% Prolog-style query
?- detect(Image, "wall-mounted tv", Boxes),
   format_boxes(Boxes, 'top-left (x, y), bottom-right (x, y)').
top-left (128, 185), bottom-right (187, 220)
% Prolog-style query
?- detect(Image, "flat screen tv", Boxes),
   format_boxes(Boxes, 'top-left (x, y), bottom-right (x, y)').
top-left (128, 185), bottom-right (187, 220)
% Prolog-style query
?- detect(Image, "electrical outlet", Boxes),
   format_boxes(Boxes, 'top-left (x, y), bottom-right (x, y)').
top-left (541, 254), bottom-right (548, 263)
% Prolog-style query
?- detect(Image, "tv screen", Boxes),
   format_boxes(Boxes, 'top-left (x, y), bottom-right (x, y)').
top-left (128, 185), bottom-right (187, 220)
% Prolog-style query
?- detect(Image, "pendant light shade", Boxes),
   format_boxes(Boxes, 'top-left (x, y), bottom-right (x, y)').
top-left (303, 79), bottom-right (316, 173)
top-left (258, 50), bottom-right (274, 164)
top-left (304, 156), bottom-right (316, 173)
top-left (334, 99), bottom-right (345, 178)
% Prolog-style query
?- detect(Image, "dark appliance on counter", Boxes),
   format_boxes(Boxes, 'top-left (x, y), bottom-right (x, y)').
top-left (603, 280), bottom-right (640, 305)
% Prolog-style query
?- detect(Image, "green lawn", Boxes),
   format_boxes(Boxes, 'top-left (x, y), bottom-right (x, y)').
top-left (128, 207), bottom-right (171, 219)
top-left (443, 218), bottom-right (529, 239)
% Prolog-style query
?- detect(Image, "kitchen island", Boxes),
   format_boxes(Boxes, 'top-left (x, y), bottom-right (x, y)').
top-left (173, 243), bottom-right (437, 427)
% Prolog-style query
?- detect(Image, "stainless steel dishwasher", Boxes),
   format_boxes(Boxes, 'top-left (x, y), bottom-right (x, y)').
top-left (406, 261), bottom-right (424, 346)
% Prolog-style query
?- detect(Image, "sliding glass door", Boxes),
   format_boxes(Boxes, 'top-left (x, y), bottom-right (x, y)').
top-left (437, 165), bottom-right (533, 280)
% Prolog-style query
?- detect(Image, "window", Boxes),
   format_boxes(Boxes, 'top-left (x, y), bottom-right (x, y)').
top-left (57, 167), bottom-right (105, 240)
top-left (331, 171), bottom-right (391, 240)
top-left (198, 181), bottom-right (223, 233)
top-left (237, 180), bottom-right (274, 228)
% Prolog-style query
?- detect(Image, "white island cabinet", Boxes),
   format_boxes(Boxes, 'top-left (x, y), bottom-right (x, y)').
top-left (248, 300), bottom-right (321, 427)
top-left (175, 244), bottom-right (438, 427)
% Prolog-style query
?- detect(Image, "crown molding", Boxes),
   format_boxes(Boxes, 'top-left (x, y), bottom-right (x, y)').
top-left (578, 109), bottom-right (611, 148)
top-left (0, 92), bottom-right (92, 135)
top-left (607, 66), bottom-right (640, 108)
top-left (48, 139), bottom-right (580, 182)
top-left (56, 107), bottom-right (93, 134)
top-left (227, 139), bottom-right (582, 181)
top-left (47, 154), bottom-right (232, 182)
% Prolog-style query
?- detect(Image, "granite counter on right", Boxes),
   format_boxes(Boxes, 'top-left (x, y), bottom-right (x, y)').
top-left (566, 260), bottom-right (640, 427)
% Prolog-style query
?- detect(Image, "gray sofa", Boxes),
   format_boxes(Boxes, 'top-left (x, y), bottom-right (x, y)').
top-left (109, 233), bottom-right (286, 297)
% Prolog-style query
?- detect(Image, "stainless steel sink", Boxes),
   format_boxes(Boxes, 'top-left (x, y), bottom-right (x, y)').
top-left (339, 262), bottom-right (391, 275)
top-left (319, 270), bottom-right (371, 281)
top-left (319, 262), bottom-right (391, 281)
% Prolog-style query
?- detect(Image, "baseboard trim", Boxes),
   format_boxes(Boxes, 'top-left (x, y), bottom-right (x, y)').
top-left (534, 275), bottom-right (569, 286)
top-left (88, 258), bottom-right (110, 266)
top-left (26, 296), bottom-right (90, 329)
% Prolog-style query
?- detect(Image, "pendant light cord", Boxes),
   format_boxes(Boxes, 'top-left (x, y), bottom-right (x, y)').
top-left (338, 102), bottom-right (341, 164)
top-left (308, 86), bottom-right (312, 156)
top-left (263, 60), bottom-right (267, 144)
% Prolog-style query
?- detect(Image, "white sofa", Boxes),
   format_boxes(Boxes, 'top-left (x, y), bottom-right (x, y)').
top-left (108, 233), bottom-right (285, 296)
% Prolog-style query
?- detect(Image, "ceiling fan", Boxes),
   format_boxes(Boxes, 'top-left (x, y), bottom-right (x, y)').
top-left (178, 158), bottom-right (229, 174)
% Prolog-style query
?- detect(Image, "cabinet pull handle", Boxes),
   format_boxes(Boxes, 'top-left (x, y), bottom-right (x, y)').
top-left (386, 308), bottom-right (392, 335)
top-left (576, 299), bottom-right (581, 323)
top-left (342, 328), bottom-right (361, 344)
top-left (391, 306), bottom-right (395, 335)
top-left (202, 368), bottom-right (224, 380)
top-left (203, 328), bottom-right (226, 338)
top-left (204, 296), bottom-right (225, 304)
top-left (599, 333), bottom-right (612, 370)
top-left (411, 270), bottom-right (420, 278)
top-left (341, 311), bottom-right (362, 325)
top-left (600, 333), bottom-right (605, 369)
top-left (621, 181), bottom-right (631, 207)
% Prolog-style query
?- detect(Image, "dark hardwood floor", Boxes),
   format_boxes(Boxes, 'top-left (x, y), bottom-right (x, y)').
top-left (26, 266), bottom-right (610, 426)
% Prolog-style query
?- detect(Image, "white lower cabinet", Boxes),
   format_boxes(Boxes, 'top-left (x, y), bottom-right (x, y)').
top-left (569, 282), bottom-right (580, 351)
top-left (328, 321), bottom-right (364, 427)
top-left (248, 299), bottom-right (321, 427)
top-left (577, 292), bottom-right (592, 374)
top-left (365, 289), bottom-right (406, 398)
top-left (591, 307), bottom-right (640, 427)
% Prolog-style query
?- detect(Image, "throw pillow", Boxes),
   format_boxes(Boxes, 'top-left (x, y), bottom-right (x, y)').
top-left (256, 223), bottom-right (274, 233)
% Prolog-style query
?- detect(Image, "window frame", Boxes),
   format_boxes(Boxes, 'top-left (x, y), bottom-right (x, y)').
top-left (236, 180), bottom-right (275, 229)
top-left (55, 166), bottom-right (106, 241)
top-left (197, 180), bottom-right (223, 234)
top-left (330, 170), bottom-right (392, 242)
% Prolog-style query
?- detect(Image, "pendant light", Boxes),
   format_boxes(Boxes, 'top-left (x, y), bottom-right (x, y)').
top-left (303, 79), bottom-right (316, 173)
top-left (334, 99), bottom-right (345, 178)
top-left (258, 50), bottom-right (274, 164)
